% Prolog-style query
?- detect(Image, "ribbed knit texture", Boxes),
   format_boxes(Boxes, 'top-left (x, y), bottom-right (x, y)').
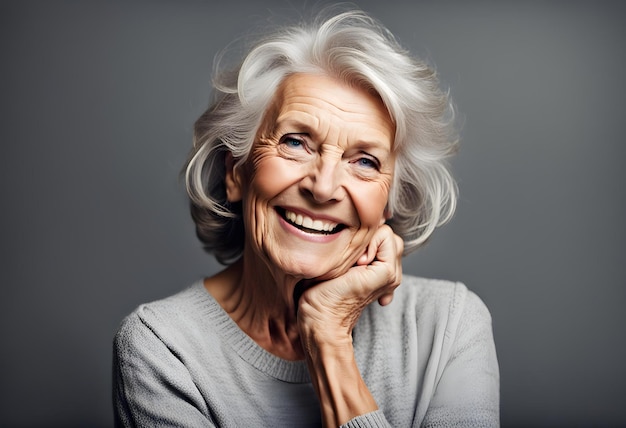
top-left (113, 275), bottom-right (499, 427)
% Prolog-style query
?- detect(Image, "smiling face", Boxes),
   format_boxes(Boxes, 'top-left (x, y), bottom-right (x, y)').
top-left (226, 73), bottom-right (395, 281)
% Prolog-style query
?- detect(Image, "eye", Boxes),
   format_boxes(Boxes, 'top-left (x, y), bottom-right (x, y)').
top-left (352, 155), bottom-right (380, 170)
top-left (280, 134), bottom-right (306, 149)
top-left (277, 134), bottom-right (313, 161)
top-left (357, 158), bottom-right (376, 168)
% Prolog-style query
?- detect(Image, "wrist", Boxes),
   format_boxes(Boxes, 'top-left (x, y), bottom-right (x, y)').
top-left (301, 333), bottom-right (378, 426)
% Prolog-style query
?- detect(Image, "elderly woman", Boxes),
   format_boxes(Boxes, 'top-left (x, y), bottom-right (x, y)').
top-left (113, 9), bottom-right (499, 428)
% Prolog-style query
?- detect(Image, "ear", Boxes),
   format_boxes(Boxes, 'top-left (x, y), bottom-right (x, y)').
top-left (224, 152), bottom-right (243, 202)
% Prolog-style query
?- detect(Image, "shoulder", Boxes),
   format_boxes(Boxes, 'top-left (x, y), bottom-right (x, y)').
top-left (113, 282), bottom-right (220, 426)
top-left (358, 274), bottom-right (493, 346)
top-left (357, 275), bottom-right (495, 366)
top-left (356, 275), bottom-right (499, 425)
top-left (355, 275), bottom-right (499, 425)
top-left (388, 275), bottom-right (492, 328)
top-left (114, 281), bottom-right (213, 354)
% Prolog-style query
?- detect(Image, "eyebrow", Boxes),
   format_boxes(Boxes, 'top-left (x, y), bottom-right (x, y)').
top-left (274, 113), bottom-right (318, 136)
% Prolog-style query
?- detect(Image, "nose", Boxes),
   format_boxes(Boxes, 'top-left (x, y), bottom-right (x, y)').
top-left (300, 151), bottom-right (345, 203)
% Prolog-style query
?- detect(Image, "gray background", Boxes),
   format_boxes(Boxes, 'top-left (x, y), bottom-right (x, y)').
top-left (2, 1), bottom-right (624, 427)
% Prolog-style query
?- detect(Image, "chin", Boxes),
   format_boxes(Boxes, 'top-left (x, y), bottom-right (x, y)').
top-left (279, 253), bottom-right (353, 282)
top-left (278, 261), bottom-right (328, 280)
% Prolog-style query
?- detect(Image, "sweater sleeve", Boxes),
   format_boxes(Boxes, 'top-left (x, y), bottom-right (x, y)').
top-left (421, 288), bottom-right (500, 427)
top-left (341, 409), bottom-right (391, 428)
top-left (113, 310), bottom-right (216, 428)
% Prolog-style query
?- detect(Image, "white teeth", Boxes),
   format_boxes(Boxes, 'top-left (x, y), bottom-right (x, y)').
top-left (283, 209), bottom-right (338, 233)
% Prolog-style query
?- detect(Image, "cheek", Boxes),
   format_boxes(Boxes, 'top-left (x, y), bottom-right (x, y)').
top-left (351, 181), bottom-right (390, 227)
top-left (249, 155), bottom-right (303, 202)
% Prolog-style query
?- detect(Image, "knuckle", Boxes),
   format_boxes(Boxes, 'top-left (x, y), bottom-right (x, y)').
top-left (384, 263), bottom-right (397, 285)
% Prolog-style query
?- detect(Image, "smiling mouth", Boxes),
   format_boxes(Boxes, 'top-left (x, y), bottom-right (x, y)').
top-left (277, 208), bottom-right (345, 235)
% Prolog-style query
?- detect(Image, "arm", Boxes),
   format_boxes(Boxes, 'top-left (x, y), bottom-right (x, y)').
top-left (297, 225), bottom-right (402, 427)
top-left (113, 312), bottom-right (215, 428)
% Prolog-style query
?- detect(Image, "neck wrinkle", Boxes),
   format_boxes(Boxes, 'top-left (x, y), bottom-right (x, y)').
top-left (219, 254), bottom-right (303, 360)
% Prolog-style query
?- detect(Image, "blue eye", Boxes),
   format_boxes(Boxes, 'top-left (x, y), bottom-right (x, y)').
top-left (356, 157), bottom-right (378, 169)
top-left (285, 138), bottom-right (302, 147)
top-left (280, 135), bottom-right (305, 149)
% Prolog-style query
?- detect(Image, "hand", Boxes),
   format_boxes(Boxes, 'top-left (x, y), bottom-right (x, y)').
top-left (296, 224), bottom-right (404, 345)
top-left (294, 225), bottom-right (403, 426)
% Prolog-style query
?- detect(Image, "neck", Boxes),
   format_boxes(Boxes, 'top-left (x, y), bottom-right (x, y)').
top-left (205, 254), bottom-right (305, 360)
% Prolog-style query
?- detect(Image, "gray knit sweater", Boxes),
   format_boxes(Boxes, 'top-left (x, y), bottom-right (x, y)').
top-left (113, 275), bottom-right (499, 427)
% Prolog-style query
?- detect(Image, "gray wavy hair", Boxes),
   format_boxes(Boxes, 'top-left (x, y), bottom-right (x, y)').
top-left (185, 9), bottom-right (458, 265)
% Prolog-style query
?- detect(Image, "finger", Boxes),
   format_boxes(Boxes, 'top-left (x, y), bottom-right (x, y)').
top-left (356, 252), bottom-right (369, 266)
top-left (369, 227), bottom-right (403, 291)
top-left (356, 229), bottom-right (384, 266)
top-left (378, 291), bottom-right (395, 306)
top-left (394, 233), bottom-right (404, 257)
top-left (369, 225), bottom-right (399, 264)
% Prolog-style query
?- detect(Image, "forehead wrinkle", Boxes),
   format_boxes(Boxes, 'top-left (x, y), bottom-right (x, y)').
top-left (280, 75), bottom-right (390, 121)
top-left (283, 95), bottom-right (380, 122)
top-left (319, 142), bottom-right (344, 160)
top-left (275, 111), bottom-right (332, 145)
top-left (276, 105), bottom-right (390, 150)
top-left (273, 74), bottom-right (394, 154)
